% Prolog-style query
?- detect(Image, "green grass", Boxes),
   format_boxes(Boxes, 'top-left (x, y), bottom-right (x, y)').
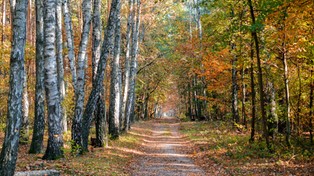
top-left (180, 120), bottom-right (314, 175)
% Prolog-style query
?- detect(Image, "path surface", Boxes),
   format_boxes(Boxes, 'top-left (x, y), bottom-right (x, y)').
top-left (131, 117), bottom-right (206, 176)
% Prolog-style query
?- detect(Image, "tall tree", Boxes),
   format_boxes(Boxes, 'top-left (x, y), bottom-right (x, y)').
top-left (249, 41), bottom-right (256, 142)
top-left (81, 0), bottom-right (121, 151)
top-left (247, 0), bottom-right (270, 150)
top-left (29, 0), bottom-right (45, 154)
top-left (109, 0), bottom-right (122, 139)
top-left (126, 0), bottom-right (141, 126)
top-left (92, 0), bottom-right (105, 147)
top-left (122, 0), bottom-right (134, 131)
top-left (72, 0), bottom-right (92, 148)
top-left (0, 0), bottom-right (28, 174)
top-left (42, 0), bottom-right (64, 160)
top-left (56, 0), bottom-right (66, 132)
top-left (62, 0), bottom-right (77, 90)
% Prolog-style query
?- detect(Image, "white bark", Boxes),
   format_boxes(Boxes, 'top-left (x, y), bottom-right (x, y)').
top-left (56, 0), bottom-right (67, 132)
top-left (122, 0), bottom-right (134, 131)
top-left (42, 0), bottom-right (64, 160)
top-left (126, 0), bottom-right (141, 127)
top-left (62, 0), bottom-right (77, 90)
top-left (0, 0), bottom-right (28, 174)
top-left (109, 0), bottom-right (122, 138)
top-left (72, 0), bottom-right (92, 148)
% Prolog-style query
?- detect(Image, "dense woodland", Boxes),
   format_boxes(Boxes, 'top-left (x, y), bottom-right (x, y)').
top-left (0, 0), bottom-right (313, 175)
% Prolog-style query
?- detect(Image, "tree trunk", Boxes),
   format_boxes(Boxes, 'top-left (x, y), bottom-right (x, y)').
top-left (231, 43), bottom-right (239, 123)
top-left (2, 0), bottom-right (6, 42)
top-left (122, 0), bottom-right (134, 131)
top-left (241, 65), bottom-right (247, 128)
top-left (92, 0), bottom-right (101, 81)
top-left (95, 96), bottom-right (105, 147)
top-left (0, 0), bottom-right (28, 174)
top-left (282, 37), bottom-right (291, 147)
top-left (62, 0), bottom-right (77, 90)
top-left (126, 0), bottom-right (141, 129)
top-left (42, 0), bottom-right (64, 160)
top-left (249, 41), bottom-right (256, 142)
top-left (109, 0), bottom-right (121, 139)
top-left (72, 0), bottom-right (92, 149)
top-left (309, 66), bottom-right (314, 145)
top-left (81, 0), bottom-right (121, 151)
top-left (266, 78), bottom-right (278, 139)
top-left (92, 0), bottom-right (105, 148)
top-left (296, 65), bottom-right (302, 135)
top-left (21, 67), bottom-right (30, 144)
top-left (29, 0), bottom-right (45, 154)
top-left (248, 0), bottom-right (270, 150)
top-left (56, 0), bottom-right (66, 132)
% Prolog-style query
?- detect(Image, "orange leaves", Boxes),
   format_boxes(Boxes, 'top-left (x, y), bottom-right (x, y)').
top-left (201, 48), bottom-right (231, 93)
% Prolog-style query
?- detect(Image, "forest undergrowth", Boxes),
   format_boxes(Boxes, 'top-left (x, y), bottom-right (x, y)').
top-left (0, 121), bottom-right (153, 175)
top-left (180, 120), bottom-right (314, 175)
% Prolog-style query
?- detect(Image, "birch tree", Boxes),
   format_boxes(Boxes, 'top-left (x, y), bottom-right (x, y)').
top-left (21, 68), bottom-right (30, 144)
top-left (42, 0), bottom-right (64, 160)
top-left (29, 0), bottom-right (45, 154)
top-left (56, 0), bottom-right (66, 132)
top-left (122, 0), bottom-right (134, 131)
top-left (72, 0), bottom-right (92, 148)
top-left (126, 0), bottom-right (141, 127)
top-left (62, 0), bottom-right (77, 90)
top-left (109, 0), bottom-right (122, 139)
top-left (92, 0), bottom-right (106, 147)
top-left (81, 0), bottom-right (121, 151)
top-left (0, 0), bottom-right (28, 174)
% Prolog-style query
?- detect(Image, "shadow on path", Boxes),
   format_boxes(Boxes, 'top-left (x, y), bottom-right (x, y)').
top-left (131, 117), bottom-right (206, 176)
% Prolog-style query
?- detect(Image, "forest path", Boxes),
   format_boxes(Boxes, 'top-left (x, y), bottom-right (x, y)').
top-left (130, 117), bottom-right (206, 176)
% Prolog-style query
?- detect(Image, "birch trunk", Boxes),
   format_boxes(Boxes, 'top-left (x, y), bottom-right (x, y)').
top-left (21, 68), bottom-right (30, 144)
top-left (266, 79), bottom-right (278, 138)
top-left (92, 0), bottom-right (101, 82)
top-left (109, 1), bottom-right (121, 139)
top-left (92, 0), bottom-right (105, 147)
top-left (2, 0), bottom-right (6, 42)
top-left (126, 0), bottom-right (141, 128)
top-left (72, 0), bottom-right (92, 149)
top-left (81, 0), bottom-right (120, 151)
top-left (241, 66), bottom-right (247, 127)
top-left (62, 0), bottom-right (77, 89)
top-left (0, 0), bottom-right (27, 174)
top-left (122, 0), bottom-right (134, 131)
top-left (282, 37), bottom-right (291, 146)
top-left (56, 0), bottom-right (66, 132)
top-left (29, 0), bottom-right (45, 154)
top-left (42, 0), bottom-right (64, 160)
top-left (231, 44), bottom-right (239, 123)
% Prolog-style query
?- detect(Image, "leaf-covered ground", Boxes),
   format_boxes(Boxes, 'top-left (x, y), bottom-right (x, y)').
top-left (180, 120), bottom-right (314, 175)
top-left (1, 118), bottom-right (313, 175)
top-left (0, 121), bottom-right (149, 175)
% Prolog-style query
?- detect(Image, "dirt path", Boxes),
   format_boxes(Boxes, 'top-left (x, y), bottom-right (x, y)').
top-left (130, 117), bottom-right (206, 176)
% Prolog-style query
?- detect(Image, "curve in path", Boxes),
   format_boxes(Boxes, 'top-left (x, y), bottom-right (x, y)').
top-left (131, 117), bottom-right (206, 176)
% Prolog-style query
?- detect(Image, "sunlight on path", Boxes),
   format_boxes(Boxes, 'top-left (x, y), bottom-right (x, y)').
top-left (131, 117), bottom-right (205, 176)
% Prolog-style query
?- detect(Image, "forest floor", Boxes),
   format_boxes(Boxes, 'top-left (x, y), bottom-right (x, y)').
top-left (0, 117), bottom-right (313, 175)
top-left (180, 120), bottom-right (314, 175)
